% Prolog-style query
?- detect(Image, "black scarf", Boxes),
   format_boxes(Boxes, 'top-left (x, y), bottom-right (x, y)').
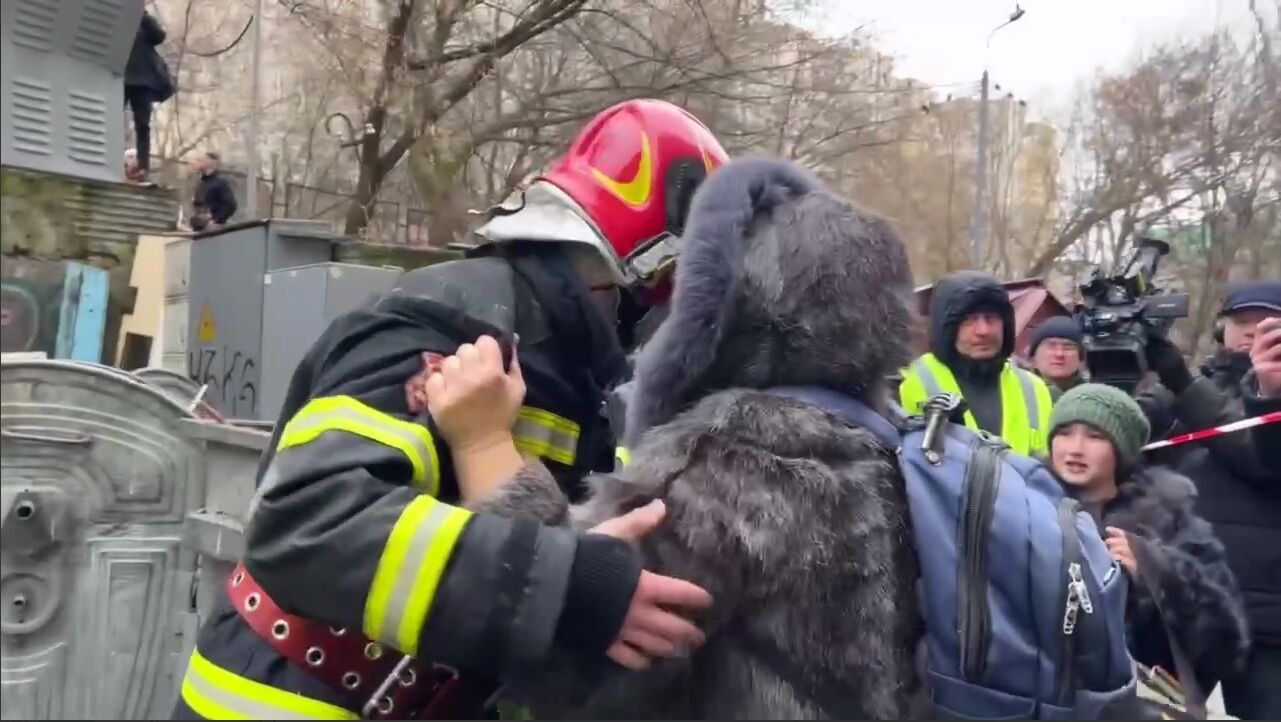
top-left (506, 247), bottom-right (630, 411)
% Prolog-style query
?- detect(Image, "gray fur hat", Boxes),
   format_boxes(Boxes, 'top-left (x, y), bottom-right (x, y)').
top-left (625, 157), bottom-right (916, 445)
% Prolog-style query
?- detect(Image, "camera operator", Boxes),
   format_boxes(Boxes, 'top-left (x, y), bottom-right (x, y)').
top-left (1140, 279), bottom-right (1281, 720)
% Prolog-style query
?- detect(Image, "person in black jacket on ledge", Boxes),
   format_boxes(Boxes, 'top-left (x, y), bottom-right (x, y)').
top-left (1138, 279), bottom-right (1281, 720)
top-left (189, 151), bottom-right (238, 231)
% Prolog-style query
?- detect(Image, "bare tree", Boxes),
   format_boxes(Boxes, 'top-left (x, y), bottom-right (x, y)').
top-left (1034, 17), bottom-right (1279, 358)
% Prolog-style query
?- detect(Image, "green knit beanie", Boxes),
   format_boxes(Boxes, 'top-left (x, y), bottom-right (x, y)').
top-left (1049, 383), bottom-right (1151, 468)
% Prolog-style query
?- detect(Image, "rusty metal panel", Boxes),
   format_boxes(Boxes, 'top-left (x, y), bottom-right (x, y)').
top-left (0, 359), bottom-right (204, 720)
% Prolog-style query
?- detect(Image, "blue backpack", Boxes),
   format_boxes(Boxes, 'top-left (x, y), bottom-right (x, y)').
top-left (768, 387), bottom-right (1138, 719)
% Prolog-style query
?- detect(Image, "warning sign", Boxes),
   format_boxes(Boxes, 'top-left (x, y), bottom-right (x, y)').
top-left (198, 304), bottom-right (217, 343)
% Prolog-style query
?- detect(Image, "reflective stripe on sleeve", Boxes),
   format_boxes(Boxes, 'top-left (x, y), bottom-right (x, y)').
top-left (1013, 368), bottom-right (1042, 431)
top-left (911, 357), bottom-right (943, 398)
top-left (615, 446), bottom-right (632, 468)
top-left (279, 395), bottom-right (441, 496)
top-left (363, 495), bottom-right (472, 655)
top-left (513, 406), bottom-right (580, 466)
top-left (180, 648), bottom-right (359, 720)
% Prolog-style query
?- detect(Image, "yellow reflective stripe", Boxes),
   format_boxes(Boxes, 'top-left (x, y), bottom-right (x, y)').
top-left (911, 354), bottom-right (980, 429)
top-left (279, 395), bottom-right (441, 495)
top-left (911, 357), bottom-right (944, 398)
top-left (180, 648), bottom-right (359, 720)
top-left (997, 365), bottom-right (1032, 453)
top-left (1013, 367), bottom-right (1042, 431)
top-left (513, 406), bottom-right (580, 466)
top-left (615, 446), bottom-right (632, 468)
top-left (363, 495), bottom-right (472, 655)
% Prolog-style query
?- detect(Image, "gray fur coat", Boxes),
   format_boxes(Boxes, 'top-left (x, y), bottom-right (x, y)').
top-left (483, 158), bottom-right (928, 719)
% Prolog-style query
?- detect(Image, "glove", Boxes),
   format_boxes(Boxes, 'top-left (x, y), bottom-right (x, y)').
top-left (1146, 336), bottom-right (1193, 394)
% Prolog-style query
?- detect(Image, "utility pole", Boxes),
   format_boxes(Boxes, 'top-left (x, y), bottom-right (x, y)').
top-left (970, 4), bottom-right (1025, 271)
top-left (970, 68), bottom-right (990, 270)
top-left (244, 0), bottom-right (265, 219)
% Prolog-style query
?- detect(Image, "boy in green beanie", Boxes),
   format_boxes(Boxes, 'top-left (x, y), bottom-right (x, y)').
top-left (1048, 383), bottom-right (1249, 698)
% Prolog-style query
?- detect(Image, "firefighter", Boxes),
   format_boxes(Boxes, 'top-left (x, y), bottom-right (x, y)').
top-left (172, 99), bottom-right (729, 720)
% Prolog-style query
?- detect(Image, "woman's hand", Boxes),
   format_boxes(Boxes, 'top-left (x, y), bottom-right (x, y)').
top-left (1105, 527), bottom-right (1139, 576)
top-left (425, 336), bottom-right (526, 502)
top-left (426, 335), bottom-right (525, 454)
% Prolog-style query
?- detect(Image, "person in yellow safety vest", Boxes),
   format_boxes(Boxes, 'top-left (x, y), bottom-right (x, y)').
top-left (899, 271), bottom-right (1054, 456)
top-left (170, 99), bottom-right (729, 721)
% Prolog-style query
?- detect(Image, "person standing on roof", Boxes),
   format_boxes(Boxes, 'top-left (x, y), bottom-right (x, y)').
top-left (1029, 315), bottom-right (1088, 400)
top-left (170, 99), bottom-right (729, 721)
top-left (124, 9), bottom-right (172, 183)
top-left (899, 270), bottom-right (1054, 456)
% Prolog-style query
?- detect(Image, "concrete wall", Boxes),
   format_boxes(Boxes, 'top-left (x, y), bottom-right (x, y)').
top-left (1, 166), bottom-right (179, 361)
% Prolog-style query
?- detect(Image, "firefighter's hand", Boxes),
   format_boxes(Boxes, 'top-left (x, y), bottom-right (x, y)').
top-left (1250, 317), bottom-right (1281, 397)
top-left (591, 501), bottom-right (713, 670)
top-left (426, 335), bottom-right (526, 454)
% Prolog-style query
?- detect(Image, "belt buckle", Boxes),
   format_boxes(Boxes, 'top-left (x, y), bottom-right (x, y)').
top-left (362, 657), bottom-right (460, 719)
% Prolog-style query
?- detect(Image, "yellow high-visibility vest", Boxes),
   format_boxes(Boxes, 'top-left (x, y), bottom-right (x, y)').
top-left (899, 352), bottom-right (1054, 456)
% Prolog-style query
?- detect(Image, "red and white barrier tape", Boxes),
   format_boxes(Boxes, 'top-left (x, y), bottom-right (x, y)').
top-left (1142, 410), bottom-right (1281, 452)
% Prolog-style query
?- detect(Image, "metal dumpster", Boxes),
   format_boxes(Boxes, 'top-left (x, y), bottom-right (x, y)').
top-left (1, 358), bottom-right (268, 719)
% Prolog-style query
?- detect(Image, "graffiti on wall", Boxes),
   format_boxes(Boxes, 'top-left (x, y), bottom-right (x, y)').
top-left (0, 260), bottom-right (66, 355)
top-left (185, 303), bottom-right (258, 416)
top-left (187, 345), bottom-right (257, 417)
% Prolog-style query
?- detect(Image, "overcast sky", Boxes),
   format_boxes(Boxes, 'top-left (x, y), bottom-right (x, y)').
top-left (803, 0), bottom-right (1270, 119)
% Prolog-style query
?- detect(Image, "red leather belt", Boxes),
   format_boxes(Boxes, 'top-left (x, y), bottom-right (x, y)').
top-left (227, 562), bottom-right (494, 719)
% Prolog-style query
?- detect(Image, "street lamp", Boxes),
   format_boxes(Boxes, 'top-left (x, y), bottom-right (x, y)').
top-left (969, 4), bottom-right (1026, 270)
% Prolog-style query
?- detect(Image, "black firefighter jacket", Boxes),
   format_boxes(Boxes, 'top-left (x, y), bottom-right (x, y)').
top-left (174, 254), bottom-right (635, 720)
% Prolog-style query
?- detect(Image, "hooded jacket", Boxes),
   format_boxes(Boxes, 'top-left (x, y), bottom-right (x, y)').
top-left (125, 11), bottom-right (171, 99)
top-left (927, 272), bottom-right (1013, 431)
top-left (491, 157), bottom-right (928, 719)
top-left (899, 272), bottom-right (1053, 455)
top-left (1142, 350), bottom-right (1281, 646)
top-left (1082, 465), bottom-right (1250, 694)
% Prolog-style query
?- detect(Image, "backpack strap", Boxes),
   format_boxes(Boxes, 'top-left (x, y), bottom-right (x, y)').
top-left (767, 386), bottom-right (902, 449)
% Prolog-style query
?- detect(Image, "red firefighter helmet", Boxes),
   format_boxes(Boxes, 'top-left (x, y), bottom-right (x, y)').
top-left (473, 99), bottom-right (727, 292)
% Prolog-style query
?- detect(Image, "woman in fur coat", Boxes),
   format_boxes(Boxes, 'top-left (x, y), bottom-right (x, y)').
top-left (1047, 384), bottom-right (1251, 697)
top-left (429, 157), bottom-right (929, 719)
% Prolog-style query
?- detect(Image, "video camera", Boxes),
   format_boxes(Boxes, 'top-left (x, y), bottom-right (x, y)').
top-left (1075, 237), bottom-right (1189, 392)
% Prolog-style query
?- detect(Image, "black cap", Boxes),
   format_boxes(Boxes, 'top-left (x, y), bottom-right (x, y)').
top-left (1220, 280), bottom-right (1281, 316)
top-left (1029, 315), bottom-right (1083, 354)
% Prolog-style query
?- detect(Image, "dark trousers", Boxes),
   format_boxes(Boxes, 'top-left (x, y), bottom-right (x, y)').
top-left (124, 85), bottom-right (153, 170)
top-left (1224, 643), bottom-right (1281, 720)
